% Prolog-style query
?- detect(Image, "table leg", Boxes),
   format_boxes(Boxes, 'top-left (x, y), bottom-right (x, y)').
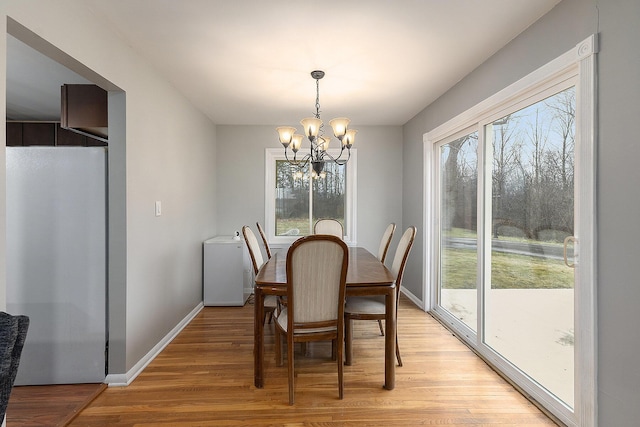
top-left (384, 286), bottom-right (396, 390)
top-left (254, 287), bottom-right (264, 388)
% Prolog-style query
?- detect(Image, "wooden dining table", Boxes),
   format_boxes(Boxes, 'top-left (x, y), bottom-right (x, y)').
top-left (253, 246), bottom-right (397, 390)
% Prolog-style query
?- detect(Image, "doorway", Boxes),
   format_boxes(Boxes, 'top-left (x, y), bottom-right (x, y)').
top-left (4, 20), bottom-right (127, 386)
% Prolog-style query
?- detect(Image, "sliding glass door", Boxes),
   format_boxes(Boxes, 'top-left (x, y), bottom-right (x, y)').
top-left (438, 131), bottom-right (478, 333)
top-left (483, 87), bottom-right (576, 407)
top-left (436, 86), bottom-right (576, 406)
top-left (434, 81), bottom-right (582, 419)
top-left (429, 37), bottom-right (596, 426)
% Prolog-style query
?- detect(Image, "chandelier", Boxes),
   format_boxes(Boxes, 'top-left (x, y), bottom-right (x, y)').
top-left (276, 70), bottom-right (357, 176)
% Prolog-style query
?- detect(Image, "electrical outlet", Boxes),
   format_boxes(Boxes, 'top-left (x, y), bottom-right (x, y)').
top-left (155, 201), bottom-right (162, 216)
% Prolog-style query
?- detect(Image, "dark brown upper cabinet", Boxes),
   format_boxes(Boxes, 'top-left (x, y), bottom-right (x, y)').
top-left (61, 84), bottom-right (108, 142)
top-left (6, 122), bottom-right (23, 146)
top-left (23, 123), bottom-right (55, 146)
top-left (6, 122), bottom-right (107, 147)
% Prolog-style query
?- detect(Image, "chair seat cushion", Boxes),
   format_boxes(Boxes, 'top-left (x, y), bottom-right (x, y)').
top-left (263, 295), bottom-right (279, 310)
top-left (345, 296), bottom-right (386, 315)
top-left (276, 309), bottom-right (336, 334)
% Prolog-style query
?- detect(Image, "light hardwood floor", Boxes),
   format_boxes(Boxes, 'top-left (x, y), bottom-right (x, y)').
top-left (8, 383), bottom-right (106, 426)
top-left (67, 296), bottom-right (557, 426)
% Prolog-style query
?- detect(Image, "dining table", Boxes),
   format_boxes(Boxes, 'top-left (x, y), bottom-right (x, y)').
top-left (253, 246), bottom-right (397, 390)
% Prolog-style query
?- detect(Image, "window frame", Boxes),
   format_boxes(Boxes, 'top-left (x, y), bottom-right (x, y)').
top-left (265, 147), bottom-right (357, 246)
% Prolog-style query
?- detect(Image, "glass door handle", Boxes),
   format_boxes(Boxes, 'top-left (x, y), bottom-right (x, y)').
top-left (563, 236), bottom-right (576, 268)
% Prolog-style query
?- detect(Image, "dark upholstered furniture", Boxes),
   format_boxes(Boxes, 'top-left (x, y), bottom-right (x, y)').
top-left (0, 312), bottom-right (30, 422)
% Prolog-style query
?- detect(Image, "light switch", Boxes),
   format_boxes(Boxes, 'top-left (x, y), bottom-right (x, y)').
top-left (155, 201), bottom-right (162, 216)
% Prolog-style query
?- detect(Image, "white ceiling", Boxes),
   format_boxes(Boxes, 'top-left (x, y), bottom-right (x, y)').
top-left (6, 0), bottom-right (561, 126)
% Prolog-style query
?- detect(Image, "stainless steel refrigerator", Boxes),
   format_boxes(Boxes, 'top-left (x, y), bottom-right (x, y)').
top-left (6, 146), bottom-right (106, 385)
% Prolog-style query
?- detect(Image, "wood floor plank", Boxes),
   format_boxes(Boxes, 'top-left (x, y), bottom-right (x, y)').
top-left (7, 383), bottom-right (106, 426)
top-left (61, 296), bottom-right (557, 426)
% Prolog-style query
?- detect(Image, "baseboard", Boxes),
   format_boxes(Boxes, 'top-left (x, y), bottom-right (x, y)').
top-left (105, 302), bottom-right (204, 387)
top-left (400, 288), bottom-right (425, 310)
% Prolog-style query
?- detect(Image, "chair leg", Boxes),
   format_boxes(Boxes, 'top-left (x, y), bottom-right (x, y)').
top-left (395, 333), bottom-right (403, 367)
top-left (287, 336), bottom-right (295, 405)
top-left (345, 317), bottom-right (353, 366)
top-left (275, 327), bottom-right (283, 367)
top-left (337, 335), bottom-right (344, 399)
top-left (262, 308), bottom-right (271, 325)
top-left (377, 319), bottom-right (384, 336)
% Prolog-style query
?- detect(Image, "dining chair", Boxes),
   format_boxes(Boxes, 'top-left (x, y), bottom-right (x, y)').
top-left (274, 234), bottom-right (349, 405)
top-left (256, 221), bottom-right (290, 314)
top-left (344, 225), bottom-right (416, 367)
top-left (373, 222), bottom-right (396, 335)
top-left (255, 221), bottom-right (272, 259)
top-left (242, 225), bottom-right (278, 324)
top-left (313, 218), bottom-right (343, 238)
top-left (377, 223), bottom-right (396, 264)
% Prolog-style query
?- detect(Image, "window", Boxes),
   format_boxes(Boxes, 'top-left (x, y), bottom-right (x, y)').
top-left (265, 148), bottom-right (357, 244)
top-left (425, 36), bottom-right (596, 427)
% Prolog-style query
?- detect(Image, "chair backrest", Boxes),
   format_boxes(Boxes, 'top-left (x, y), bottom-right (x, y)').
top-left (390, 226), bottom-right (417, 296)
top-left (286, 235), bottom-right (348, 327)
top-left (255, 222), bottom-right (272, 259)
top-left (377, 223), bottom-right (396, 263)
top-left (313, 219), bottom-right (343, 239)
top-left (242, 225), bottom-right (264, 275)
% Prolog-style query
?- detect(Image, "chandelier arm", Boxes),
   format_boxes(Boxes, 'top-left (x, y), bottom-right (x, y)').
top-left (283, 147), bottom-right (298, 165)
top-left (299, 153), bottom-right (313, 170)
top-left (320, 147), bottom-right (351, 165)
top-left (284, 148), bottom-right (312, 169)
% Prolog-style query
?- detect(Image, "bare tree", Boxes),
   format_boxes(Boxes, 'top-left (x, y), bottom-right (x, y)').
top-left (546, 88), bottom-right (576, 191)
top-left (442, 133), bottom-right (478, 232)
top-left (492, 114), bottom-right (523, 237)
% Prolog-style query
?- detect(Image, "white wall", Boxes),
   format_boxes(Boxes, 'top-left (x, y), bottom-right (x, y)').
top-left (403, 0), bottom-right (640, 424)
top-left (215, 125), bottom-right (403, 257)
top-left (0, 0), bottom-right (218, 376)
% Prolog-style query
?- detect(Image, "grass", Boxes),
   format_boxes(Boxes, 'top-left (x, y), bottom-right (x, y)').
top-left (441, 227), bottom-right (573, 289)
top-left (276, 218), bottom-right (311, 236)
top-left (442, 248), bottom-right (574, 289)
top-left (276, 218), bottom-right (344, 236)
top-left (273, 223), bottom-right (572, 290)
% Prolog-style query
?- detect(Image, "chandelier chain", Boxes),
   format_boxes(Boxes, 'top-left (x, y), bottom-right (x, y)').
top-left (315, 78), bottom-right (321, 119)
top-left (314, 76), bottom-right (325, 138)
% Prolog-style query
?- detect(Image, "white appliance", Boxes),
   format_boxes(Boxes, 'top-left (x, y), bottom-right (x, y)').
top-left (203, 236), bottom-right (252, 306)
top-left (6, 147), bottom-right (106, 385)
